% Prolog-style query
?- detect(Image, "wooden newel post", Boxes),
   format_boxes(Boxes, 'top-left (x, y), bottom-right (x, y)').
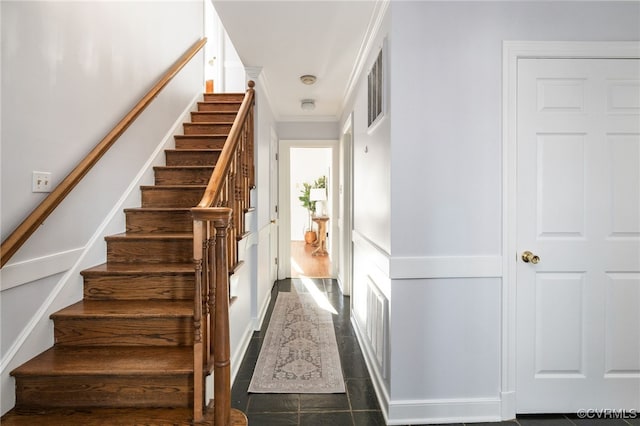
top-left (192, 219), bottom-right (205, 423)
top-left (211, 208), bottom-right (232, 426)
top-left (191, 207), bottom-right (238, 425)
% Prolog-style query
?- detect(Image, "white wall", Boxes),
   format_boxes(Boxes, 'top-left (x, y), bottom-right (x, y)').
top-left (390, 1), bottom-right (640, 257)
top-left (338, 2), bottom-right (392, 413)
top-left (277, 121), bottom-right (339, 141)
top-left (0, 0), bottom-right (204, 414)
top-left (343, 1), bottom-right (640, 424)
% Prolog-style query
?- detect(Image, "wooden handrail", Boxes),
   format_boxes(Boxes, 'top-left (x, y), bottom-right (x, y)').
top-left (0, 38), bottom-right (207, 268)
top-left (196, 80), bottom-right (255, 208)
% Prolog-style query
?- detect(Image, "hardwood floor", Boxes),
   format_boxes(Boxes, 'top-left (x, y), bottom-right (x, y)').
top-left (290, 240), bottom-right (331, 278)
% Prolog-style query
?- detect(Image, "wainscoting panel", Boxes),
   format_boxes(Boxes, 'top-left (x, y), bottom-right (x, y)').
top-left (366, 275), bottom-right (388, 377)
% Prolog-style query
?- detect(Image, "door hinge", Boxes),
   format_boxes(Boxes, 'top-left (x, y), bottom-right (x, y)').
top-left (275, 205), bottom-right (278, 214)
top-left (275, 153), bottom-right (278, 161)
top-left (275, 257), bottom-right (278, 265)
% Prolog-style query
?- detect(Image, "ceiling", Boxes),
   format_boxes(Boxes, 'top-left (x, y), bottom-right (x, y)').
top-left (212, 0), bottom-right (385, 122)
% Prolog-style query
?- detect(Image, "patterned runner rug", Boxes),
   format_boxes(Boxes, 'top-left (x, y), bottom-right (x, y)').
top-left (248, 292), bottom-right (345, 393)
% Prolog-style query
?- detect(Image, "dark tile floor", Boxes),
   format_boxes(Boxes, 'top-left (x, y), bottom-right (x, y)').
top-left (232, 278), bottom-right (384, 426)
top-left (231, 278), bottom-right (639, 426)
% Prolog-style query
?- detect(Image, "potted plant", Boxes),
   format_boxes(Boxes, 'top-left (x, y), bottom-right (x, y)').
top-left (299, 182), bottom-right (317, 244)
top-left (298, 176), bottom-right (327, 245)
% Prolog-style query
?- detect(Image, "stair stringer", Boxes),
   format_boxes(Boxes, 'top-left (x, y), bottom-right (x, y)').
top-left (0, 91), bottom-right (202, 416)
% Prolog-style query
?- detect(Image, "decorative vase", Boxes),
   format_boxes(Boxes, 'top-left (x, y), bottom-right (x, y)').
top-left (304, 230), bottom-right (317, 245)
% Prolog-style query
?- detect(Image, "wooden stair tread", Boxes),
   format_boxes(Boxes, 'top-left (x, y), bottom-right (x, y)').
top-left (174, 134), bottom-right (227, 138)
top-left (104, 232), bottom-right (193, 240)
top-left (123, 207), bottom-right (192, 213)
top-left (153, 165), bottom-right (214, 169)
top-left (51, 300), bottom-right (193, 318)
top-left (183, 121), bottom-right (234, 125)
top-left (139, 184), bottom-right (206, 189)
top-left (199, 100), bottom-right (242, 104)
top-left (81, 262), bottom-right (194, 274)
top-left (1, 406), bottom-right (193, 425)
top-left (191, 111), bottom-right (236, 115)
top-left (164, 148), bottom-right (223, 153)
top-left (11, 346), bottom-right (192, 376)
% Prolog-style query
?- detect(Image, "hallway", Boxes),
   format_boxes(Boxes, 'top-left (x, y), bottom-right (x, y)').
top-left (231, 278), bottom-right (384, 425)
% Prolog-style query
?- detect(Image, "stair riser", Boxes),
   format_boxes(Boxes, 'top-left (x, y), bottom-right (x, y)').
top-left (197, 102), bottom-right (241, 112)
top-left (140, 188), bottom-right (204, 208)
top-left (125, 210), bottom-right (193, 233)
top-left (183, 123), bottom-right (232, 135)
top-left (83, 274), bottom-right (195, 300)
top-left (174, 136), bottom-right (226, 150)
top-left (203, 93), bottom-right (244, 102)
top-left (15, 375), bottom-right (192, 408)
top-left (154, 167), bottom-right (213, 185)
top-left (107, 238), bottom-right (192, 263)
top-left (165, 150), bottom-right (220, 166)
top-left (53, 317), bottom-right (193, 346)
top-left (190, 112), bottom-right (237, 123)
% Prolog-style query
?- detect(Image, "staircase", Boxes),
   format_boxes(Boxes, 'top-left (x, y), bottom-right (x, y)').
top-left (1, 93), bottom-right (247, 425)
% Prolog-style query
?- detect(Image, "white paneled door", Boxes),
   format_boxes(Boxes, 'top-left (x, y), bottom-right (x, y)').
top-left (516, 58), bottom-right (640, 412)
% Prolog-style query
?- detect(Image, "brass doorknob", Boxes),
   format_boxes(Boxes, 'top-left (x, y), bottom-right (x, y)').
top-left (522, 251), bottom-right (540, 264)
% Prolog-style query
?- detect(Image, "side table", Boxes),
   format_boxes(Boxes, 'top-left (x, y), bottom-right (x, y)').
top-left (311, 216), bottom-right (329, 256)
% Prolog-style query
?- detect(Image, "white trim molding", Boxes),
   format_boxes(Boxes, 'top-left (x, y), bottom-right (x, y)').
top-left (501, 41), bottom-right (640, 420)
top-left (386, 397), bottom-right (502, 426)
top-left (389, 255), bottom-right (501, 279)
top-left (352, 230), bottom-right (501, 280)
top-left (0, 247), bottom-right (84, 291)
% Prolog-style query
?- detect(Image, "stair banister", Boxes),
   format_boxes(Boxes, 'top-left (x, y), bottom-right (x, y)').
top-left (191, 81), bottom-right (254, 425)
top-left (196, 81), bottom-right (255, 209)
top-left (0, 37), bottom-right (207, 268)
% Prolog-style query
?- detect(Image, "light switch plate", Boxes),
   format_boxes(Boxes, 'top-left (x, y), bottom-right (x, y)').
top-left (32, 171), bottom-right (52, 193)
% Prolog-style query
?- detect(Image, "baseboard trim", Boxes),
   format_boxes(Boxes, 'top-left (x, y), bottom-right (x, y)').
top-left (253, 289), bottom-right (272, 331)
top-left (230, 320), bottom-right (255, 385)
top-left (386, 397), bottom-right (502, 425)
top-left (351, 315), bottom-right (392, 423)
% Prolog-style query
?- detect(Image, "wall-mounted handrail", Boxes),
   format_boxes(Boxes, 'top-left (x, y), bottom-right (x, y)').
top-left (0, 38), bottom-right (207, 268)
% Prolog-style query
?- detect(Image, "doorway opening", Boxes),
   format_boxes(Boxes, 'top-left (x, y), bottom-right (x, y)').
top-left (289, 147), bottom-right (332, 278)
top-left (278, 140), bottom-right (339, 280)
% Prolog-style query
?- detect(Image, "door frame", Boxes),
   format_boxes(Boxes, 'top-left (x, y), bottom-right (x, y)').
top-left (269, 126), bottom-right (279, 282)
top-left (501, 41), bottom-right (640, 418)
top-left (338, 115), bottom-right (354, 295)
top-left (277, 139), bottom-right (339, 279)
